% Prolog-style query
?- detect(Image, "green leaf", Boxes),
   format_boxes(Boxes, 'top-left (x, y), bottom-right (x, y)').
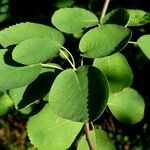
top-left (0, 0), bottom-right (9, 23)
top-left (102, 8), bottom-right (130, 26)
top-left (10, 86), bottom-right (27, 109)
top-left (10, 71), bottom-right (57, 109)
top-left (52, 8), bottom-right (98, 34)
top-left (19, 105), bottom-right (33, 115)
top-left (77, 128), bottom-right (115, 150)
top-left (0, 49), bottom-right (42, 91)
top-left (0, 93), bottom-right (13, 116)
top-left (27, 104), bottom-right (83, 150)
top-left (93, 53), bottom-right (133, 93)
top-left (0, 22), bottom-right (65, 48)
top-left (127, 9), bottom-right (150, 26)
top-left (137, 35), bottom-right (150, 59)
top-left (79, 24), bottom-right (132, 58)
top-left (53, 0), bottom-right (74, 8)
top-left (108, 88), bottom-right (145, 124)
top-left (12, 38), bottom-right (62, 65)
top-left (49, 65), bottom-right (109, 122)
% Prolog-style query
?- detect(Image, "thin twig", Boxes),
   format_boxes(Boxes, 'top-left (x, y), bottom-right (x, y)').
top-left (62, 46), bottom-right (76, 67)
top-left (128, 41), bottom-right (137, 45)
top-left (81, 57), bottom-right (84, 66)
top-left (60, 49), bottom-right (76, 70)
top-left (41, 63), bottom-right (63, 70)
top-left (100, 0), bottom-right (110, 24)
top-left (84, 123), bottom-right (94, 150)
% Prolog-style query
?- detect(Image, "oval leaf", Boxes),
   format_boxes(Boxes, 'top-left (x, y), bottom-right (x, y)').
top-left (0, 22), bottom-right (65, 48)
top-left (12, 38), bottom-right (62, 65)
top-left (0, 0), bottom-right (9, 23)
top-left (52, 8), bottom-right (98, 34)
top-left (108, 88), bottom-right (145, 124)
top-left (78, 128), bottom-right (116, 150)
top-left (127, 9), bottom-right (150, 26)
top-left (102, 8), bottom-right (130, 26)
top-left (93, 53), bottom-right (133, 93)
top-left (0, 49), bottom-right (42, 91)
top-left (0, 93), bottom-right (13, 116)
top-left (49, 65), bottom-right (109, 122)
top-left (27, 104), bottom-right (83, 150)
top-left (79, 24), bottom-right (132, 58)
top-left (137, 35), bottom-right (150, 59)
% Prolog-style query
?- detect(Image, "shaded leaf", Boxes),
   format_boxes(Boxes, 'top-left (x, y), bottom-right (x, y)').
top-left (102, 8), bottom-right (130, 26)
top-left (53, 0), bottom-right (74, 8)
top-left (0, 0), bottom-right (9, 23)
top-left (52, 8), bottom-right (98, 34)
top-left (12, 38), bottom-right (62, 65)
top-left (49, 65), bottom-right (109, 122)
top-left (10, 71), bottom-right (57, 109)
top-left (137, 35), bottom-right (150, 59)
top-left (79, 24), bottom-right (132, 58)
top-left (127, 9), bottom-right (150, 26)
top-left (0, 22), bottom-right (65, 48)
top-left (0, 49), bottom-right (41, 91)
top-left (27, 104), bottom-right (83, 150)
top-left (108, 88), bottom-right (145, 124)
top-left (77, 128), bottom-right (115, 150)
top-left (93, 53), bottom-right (133, 93)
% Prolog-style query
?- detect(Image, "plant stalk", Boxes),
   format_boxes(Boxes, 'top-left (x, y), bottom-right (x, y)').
top-left (61, 46), bottom-right (76, 67)
top-left (100, 0), bottom-right (110, 24)
top-left (84, 123), bottom-right (94, 150)
top-left (128, 41), bottom-right (137, 45)
top-left (60, 49), bottom-right (76, 70)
